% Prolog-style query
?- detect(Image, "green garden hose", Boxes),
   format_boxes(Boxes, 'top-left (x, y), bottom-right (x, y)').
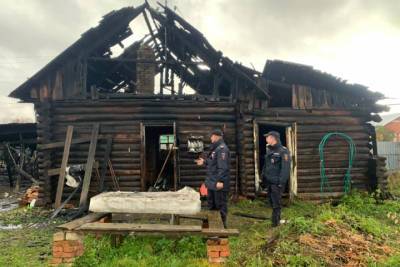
top-left (319, 132), bottom-right (356, 194)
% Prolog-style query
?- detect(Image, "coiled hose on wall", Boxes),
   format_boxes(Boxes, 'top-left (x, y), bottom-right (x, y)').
top-left (319, 132), bottom-right (356, 194)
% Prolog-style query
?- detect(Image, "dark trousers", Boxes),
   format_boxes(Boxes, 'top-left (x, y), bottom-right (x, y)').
top-left (267, 184), bottom-right (283, 227)
top-left (207, 190), bottom-right (228, 228)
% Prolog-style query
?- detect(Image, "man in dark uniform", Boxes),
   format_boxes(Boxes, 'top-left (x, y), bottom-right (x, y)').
top-left (195, 129), bottom-right (230, 228)
top-left (261, 131), bottom-right (291, 227)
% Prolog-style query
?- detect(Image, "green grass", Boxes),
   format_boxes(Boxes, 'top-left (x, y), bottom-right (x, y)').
top-left (0, 207), bottom-right (62, 267)
top-left (0, 185), bottom-right (400, 266)
top-left (388, 171), bottom-right (400, 197)
top-left (74, 235), bottom-right (208, 267)
top-left (225, 191), bottom-right (400, 266)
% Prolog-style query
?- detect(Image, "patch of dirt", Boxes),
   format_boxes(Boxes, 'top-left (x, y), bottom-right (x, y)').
top-left (299, 219), bottom-right (392, 266)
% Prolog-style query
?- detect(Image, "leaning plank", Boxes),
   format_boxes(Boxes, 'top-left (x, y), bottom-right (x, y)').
top-left (57, 212), bottom-right (109, 231)
top-left (55, 125), bottom-right (74, 208)
top-left (78, 223), bottom-right (202, 233)
top-left (79, 123), bottom-right (100, 208)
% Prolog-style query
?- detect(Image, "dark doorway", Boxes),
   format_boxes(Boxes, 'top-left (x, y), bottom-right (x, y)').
top-left (143, 125), bottom-right (174, 191)
top-left (258, 124), bottom-right (289, 193)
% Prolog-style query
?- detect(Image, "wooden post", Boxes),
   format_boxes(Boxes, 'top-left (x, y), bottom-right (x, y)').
top-left (79, 123), bottom-right (100, 208)
top-left (55, 126), bottom-right (74, 208)
top-left (14, 133), bottom-right (25, 192)
top-left (140, 123), bottom-right (146, 191)
top-left (173, 121), bottom-right (178, 191)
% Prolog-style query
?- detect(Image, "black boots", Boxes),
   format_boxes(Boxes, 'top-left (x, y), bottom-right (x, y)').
top-left (272, 208), bottom-right (281, 227)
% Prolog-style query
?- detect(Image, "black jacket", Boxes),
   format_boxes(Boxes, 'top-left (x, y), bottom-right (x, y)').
top-left (205, 139), bottom-right (230, 191)
top-left (262, 143), bottom-right (291, 186)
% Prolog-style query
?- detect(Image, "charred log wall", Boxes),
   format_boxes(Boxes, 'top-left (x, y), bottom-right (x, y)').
top-left (37, 99), bottom-right (238, 203)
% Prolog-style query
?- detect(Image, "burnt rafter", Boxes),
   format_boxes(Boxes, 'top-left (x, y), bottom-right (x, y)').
top-left (9, 1), bottom-right (383, 106)
top-left (146, 4), bottom-right (266, 97)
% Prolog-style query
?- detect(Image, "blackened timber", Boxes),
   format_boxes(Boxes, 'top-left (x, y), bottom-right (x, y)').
top-left (99, 138), bottom-right (113, 192)
top-left (54, 125), bottom-right (74, 208)
top-left (79, 123), bottom-right (100, 208)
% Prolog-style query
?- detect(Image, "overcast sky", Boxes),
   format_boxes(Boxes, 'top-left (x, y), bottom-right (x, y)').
top-left (0, 0), bottom-right (399, 123)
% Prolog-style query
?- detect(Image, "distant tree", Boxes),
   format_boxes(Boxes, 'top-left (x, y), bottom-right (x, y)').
top-left (376, 126), bottom-right (395, 141)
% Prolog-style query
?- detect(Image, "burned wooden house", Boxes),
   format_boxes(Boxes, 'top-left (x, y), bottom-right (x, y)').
top-left (9, 3), bottom-right (385, 207)
top-left (0, 123), bottom-right (37, 190)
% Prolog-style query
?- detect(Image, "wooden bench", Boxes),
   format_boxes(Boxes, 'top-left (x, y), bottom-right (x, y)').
top-left (54, 210), bottom-right (239, 264)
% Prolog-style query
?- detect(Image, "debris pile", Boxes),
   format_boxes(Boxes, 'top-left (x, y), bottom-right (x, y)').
top-left (20, 185), bottom-right (43, 206)
top-left (299, 219), bottom-right (392, 266)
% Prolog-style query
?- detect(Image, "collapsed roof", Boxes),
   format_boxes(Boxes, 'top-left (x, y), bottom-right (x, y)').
top-left (9, 3), bottom-right (266, 100)
top-left (9, 2), bottom-right (384, 112)
top-left (263, 60), bottom-right (386, 113)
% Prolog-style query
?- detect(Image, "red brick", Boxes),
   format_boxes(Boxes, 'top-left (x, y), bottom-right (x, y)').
top-left (53, 245), bottom-right (63, 253)
top-left (207, 239), bottom-right (219, 245)
top-left (219, 239), bottom-right (229, 245)
top-left (53, 251), bottom-right (63, 258)
top-left (63, 245), bottom-right (76, 253)
top-left (50, 257), bottom-right (63, 264)
top-left (220, 251), bottom-right (230, 257)
top-left (207, 245), bottom-right (222, 252)
top-left (53, 241), bottom-right (64, 247)
top-left (219, 245), bottom-right (230, 253)
top-left (63, 240), bottom-right (81, 251)
top-left (207, 251), bottom-right (220, 258)
top-left (62, 252), bottom-right (76, 258)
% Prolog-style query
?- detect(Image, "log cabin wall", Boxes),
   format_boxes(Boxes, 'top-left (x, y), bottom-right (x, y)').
top-left (249, 108), bottom-right (374, 200)
top-left (36, 99), bottom-right (239, 203)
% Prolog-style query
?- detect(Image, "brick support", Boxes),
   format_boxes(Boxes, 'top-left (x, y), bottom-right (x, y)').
top-left (206, 238), bottom-right (230, 264)
top-left (50, 231), bottom-right (84, 266)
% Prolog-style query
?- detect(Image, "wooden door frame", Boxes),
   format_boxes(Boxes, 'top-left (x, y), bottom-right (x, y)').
top-left (253, 120), bottom-right (297, 201)
top-left (140, 121), bottom-right (177, 191)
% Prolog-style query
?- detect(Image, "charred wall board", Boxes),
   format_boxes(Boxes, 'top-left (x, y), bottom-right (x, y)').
top-left (40, 99), bottom-right (238, 202)
top-left (34, 99), bottom-right (376, 203)
top-left (250, 108), bottom-right (374, 199)
top-left (35, 102), bottom-right (53, 205)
